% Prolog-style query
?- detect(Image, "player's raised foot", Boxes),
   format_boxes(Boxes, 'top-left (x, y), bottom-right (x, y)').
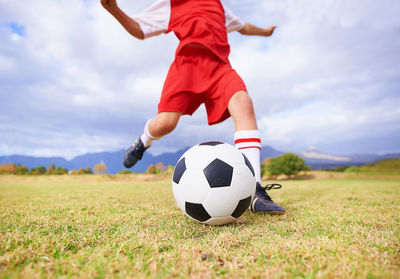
top-left (123, 137), bottom-right (149, 168)
top-left (251, 182), bottom-right (285, 215)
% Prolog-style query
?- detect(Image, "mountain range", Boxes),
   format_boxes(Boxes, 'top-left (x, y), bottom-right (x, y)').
top-left (0, 145), bottom-right (398, 174)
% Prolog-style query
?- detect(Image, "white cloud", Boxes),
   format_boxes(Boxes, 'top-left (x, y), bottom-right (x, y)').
top-left (230, 0), bottom-right (400, 154)
top-left (0, 54), bottom-right (16, 73)
top-left (0, 0), bottom-right (399, 158)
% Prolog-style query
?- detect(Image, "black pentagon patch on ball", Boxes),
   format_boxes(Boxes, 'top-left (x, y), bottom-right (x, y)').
top-left (203, 159), bottom-right (233, 188)
top-left (242, 154), bottom-right (255, 177)
top-left (173, 157), bottom-right (186, 184)
top-left (199, 141), bottom-right (224, 146)
top-left (231, 195), bottom-right (252, 218)
top-left (185, 202), bottom-right (211, 222)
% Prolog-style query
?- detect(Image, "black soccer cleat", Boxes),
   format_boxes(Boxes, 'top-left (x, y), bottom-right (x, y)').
top-left (251, 182), bottom-right (285, 215)
top-left (123, 137), bottom-right (149, 168)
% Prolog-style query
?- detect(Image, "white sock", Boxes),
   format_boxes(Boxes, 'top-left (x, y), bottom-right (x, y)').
top-left (140, 119), bottom-right (160, 147)
top-left (234, 130), bottom-right (262, 183)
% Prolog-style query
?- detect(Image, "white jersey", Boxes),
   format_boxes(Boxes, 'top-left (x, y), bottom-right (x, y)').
top-left (132, 0), bottom-right (245, 39)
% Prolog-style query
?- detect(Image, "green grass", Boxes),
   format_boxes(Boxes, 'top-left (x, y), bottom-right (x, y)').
top-left (359, 158), bottom-right (400, 175)
top-left (0, 175), bottom-right (399, 278)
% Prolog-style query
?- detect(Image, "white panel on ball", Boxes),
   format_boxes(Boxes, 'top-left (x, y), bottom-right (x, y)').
top-left (183, 145), bottom-right (217, 171)
top-left (210, 143), bottom-right (244, 166)
top-left (229, 164), bottom-right (256, 199)
top-left (174, 168), bottom-right (210, 203)
top-left (202, 188), bottom-right (237, 217)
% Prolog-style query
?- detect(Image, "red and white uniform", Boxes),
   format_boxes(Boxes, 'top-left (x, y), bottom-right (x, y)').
top-left (133, 0), bottom-right (247, 125)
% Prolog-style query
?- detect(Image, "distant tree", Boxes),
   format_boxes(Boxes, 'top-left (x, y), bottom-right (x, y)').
top-left (78, 167), bottom-right (93, 174)
top-left (267, 153), bottom-right (310, 178)
top-left (93, 161), bottom-right (108, 174)
top-left (54, 167), bottom-right (68, 175)
top-left (0, 163), bottom-right (16, 174)
top-left (30, 166), bottom-right (47, 175)
top-left (165, 165), bottom-right (175, 174)
top-left (15, 165), bottom-right (29, 175)
top-left (78, 168), bottom-right (85, 174)
top-left (155, 162), bottom-right (166, 173)
top-left (70, 169), bottom-right (79, 175)
top-left (263, 158), bottom-right (271, 165)
top-left (46, 164), bottom-right (56, 175)
top-left (38, 166), bottom-right (47, 174)
top-left (146, 164), bottom-right (157, 174)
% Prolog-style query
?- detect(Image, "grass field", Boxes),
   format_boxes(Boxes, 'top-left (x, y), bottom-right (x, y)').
top-left (0, 175), bottom-right (399, 278)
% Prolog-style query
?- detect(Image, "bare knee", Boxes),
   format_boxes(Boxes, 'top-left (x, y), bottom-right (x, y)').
top-left (156, 117), bottom-right (178, 135)
top-left (228, 91), bottom-right (257, 130)
top-left (149, 112), bottom-right (180, 137)
top-left (229, 91), bottom-right (254, 113)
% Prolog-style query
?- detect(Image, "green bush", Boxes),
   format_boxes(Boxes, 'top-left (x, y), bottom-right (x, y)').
top-left (266, 153), bottom-right (310, 178)
top-left (15, 165), bottom-right (29, 175)
top-left (78, 167), bottom-right (93, 174)
top-left (330, 166), bottom-right (350, 172)
top-left (118, 169), bottom-right (133, 174)
top-left (345, 166), bottom-right (360, 173)
top-left (30, 166), bottom-right (47, 175)
top-left (54, 167), bottom-right (68, 175)
top-left (46, 164), bottom-right (56, 174)
top-left (146, 165), bottom-right (157, 174)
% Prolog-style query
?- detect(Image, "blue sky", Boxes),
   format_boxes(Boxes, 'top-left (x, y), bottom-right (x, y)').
top-left (0, 0), bottom-right (399, 159)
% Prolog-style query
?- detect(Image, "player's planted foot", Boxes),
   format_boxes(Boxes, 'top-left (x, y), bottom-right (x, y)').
top-left (123, 137), bottom-right (149, 168)
top-left (251, 182), bottom-right (285, 214)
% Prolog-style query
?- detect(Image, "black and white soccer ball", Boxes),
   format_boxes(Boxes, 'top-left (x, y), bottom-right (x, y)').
top-left (172, 141), bottom-right (256, 225)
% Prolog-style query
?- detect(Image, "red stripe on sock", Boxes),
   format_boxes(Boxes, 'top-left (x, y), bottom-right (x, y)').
top-left (238, 146), bottom-right (262, 150)
top-left (234, 138), bottom-right (261, 144)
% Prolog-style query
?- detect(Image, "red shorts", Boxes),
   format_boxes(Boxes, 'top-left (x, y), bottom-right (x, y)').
top-left (158, 46), bottom-right (247, 125)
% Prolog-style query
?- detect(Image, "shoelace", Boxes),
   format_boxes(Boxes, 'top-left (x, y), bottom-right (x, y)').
top-left (256, 183), bottom-right (282, 201)
top-left (263, 183), bottom-right (282, 190)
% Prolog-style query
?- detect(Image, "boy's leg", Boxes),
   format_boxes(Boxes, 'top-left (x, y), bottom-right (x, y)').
top-left (147, 112), bottom-right (182, 140)
top-left (227, 91), bottom-right (260, 180)
top-left (123, 112), bottom-right (181, 168)
top-left (228, 91), bottom-right (285, 214)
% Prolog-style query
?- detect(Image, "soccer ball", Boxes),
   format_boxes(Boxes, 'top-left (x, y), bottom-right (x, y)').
top-left (172, 141), bottom-right (256, 225)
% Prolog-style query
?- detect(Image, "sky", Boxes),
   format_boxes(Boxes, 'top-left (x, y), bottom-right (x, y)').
top-left (0, 0), bottom-right (399, 159)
